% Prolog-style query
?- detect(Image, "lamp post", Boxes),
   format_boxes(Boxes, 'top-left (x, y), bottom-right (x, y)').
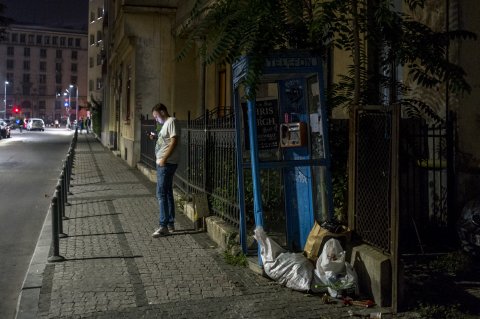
top-left (69, 84), bottom-right (78, 124)
top-left (3, 81), bottom-right (9, 117)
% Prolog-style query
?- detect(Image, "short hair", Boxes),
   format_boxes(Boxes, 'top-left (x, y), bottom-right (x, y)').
top-left (152, 103), bottom-right (168, 113)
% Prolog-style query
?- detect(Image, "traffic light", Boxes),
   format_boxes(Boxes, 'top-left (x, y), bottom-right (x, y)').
top-left (13, 106), bottom-right (20, 114)
top-left (64, 98), bottom-right (69, 107)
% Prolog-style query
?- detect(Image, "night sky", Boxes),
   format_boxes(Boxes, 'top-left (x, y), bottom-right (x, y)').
top-left (1, 0), bottom-right (88, 30)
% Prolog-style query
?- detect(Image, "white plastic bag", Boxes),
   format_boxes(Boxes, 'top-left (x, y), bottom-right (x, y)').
top-left (253, 227), bottom-right (285, 264)
top-left (254, 227), bottom-right (313, 292)
top-left (314, 238), bottom-right (359, 297)
top-left (267, 252), bottom-right (314, 291)
top-left (317, 238), bottom-right (346, 274)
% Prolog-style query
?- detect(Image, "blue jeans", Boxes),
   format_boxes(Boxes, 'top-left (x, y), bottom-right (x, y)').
top-left (156, 163), bottom-right (177, 227)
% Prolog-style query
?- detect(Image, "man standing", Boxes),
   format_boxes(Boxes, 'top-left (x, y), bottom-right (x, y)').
top-left (151, 103), bottom-right (180, 237)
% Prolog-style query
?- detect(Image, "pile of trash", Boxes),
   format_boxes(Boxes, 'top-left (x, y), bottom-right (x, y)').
top-left (254, 221), bottom-right (358, 298)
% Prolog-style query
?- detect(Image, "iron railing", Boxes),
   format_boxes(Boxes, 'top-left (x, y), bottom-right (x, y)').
top-left (399, 114), bottom-right (455, 253)
top-left (140, 108), bottom-right (240, 227)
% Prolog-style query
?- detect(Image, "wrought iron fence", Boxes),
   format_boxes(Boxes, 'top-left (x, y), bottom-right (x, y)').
top-left (399, 115), bottom-right (455, 253)
top-left (140, 119), bottom-right (157, 169)
top-left (140, 108), bottom-right (240, 227)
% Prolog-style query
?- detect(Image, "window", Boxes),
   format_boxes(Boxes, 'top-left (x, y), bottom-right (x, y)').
top-left (23, 61), bottom-right (30, 70)
top-left (55, 100), bottom-right (62, 109)
top-left (97, 7), bottom-right (103, 18)
top-left (71, 63), bottom-right (77, 72)
top-left (12, 33), bottom-right (18, 43)
top-left (56, 86), bottom-right (62, 95)
top-left (90, 34), bottom-right (95, 45)
top-left (40, 48), bottom-right (47, 58)
top-left (44, 36), bottom-right (50, 45)
top-left (56, 50), bottom-right (62, 58)
top-left (52, 36), bottom-right (58, 45)
top-left (28, 34), bottom-right (34, 44)
top-left (20, 34), bottom-right (26, 43)
top-left (22, 87), bottom-right (30, 95)
top-left (89, 79), bottom-right (94, 91)
top-left (24, 47), bottom-right (30, 57)
top-left (55, 63), bottom-right (62, 72)
top-left (75, 38), bottom-right (81, 47)
top-left (97, 53), bottom-right (102, 65)
top-left (97, 31), bottom-right (102, 42)
top-left (55, 74), bottom-right (62, 84)
top-left (36, 35), bottom-right (42, 44)
top-left (39, 86), bottom-right (46, 96)
top-left (71, 50), bottom-right (78, 60)
top-left (68, 38), bottom-right (73, 47)
top-left (39, 100), bottom-right (46, 109)
top-left (23, 74), bottom-right (30, 83)
top-left (7, 47), bottom-right (14, 56)
top-left (6, 73), bottom-right (13, 83)
top-left (40, 61), bottom-right (47, 71)
top-left (89, 57), bottom-right (94, 68)
top-left (6, 60), bottom-right (14, 69)
top-left (39, 74), bottom-right (46, 84)
top-left (60, 37), bottom-right (66, 46)
top-left (96, 78), bottom-right (103, 90)
top-left (71, 76), bottom-right (77, 84)
top-left (90, 11), bottom-right (95, 22)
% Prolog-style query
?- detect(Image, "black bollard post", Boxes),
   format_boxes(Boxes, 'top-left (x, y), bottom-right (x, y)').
top-left (56, 183), bottom-right (67, 238)
top-left (48, 191), bottom-right (65, 262)
top-left (62, 163), bottom-right (71, 207)
top-left (67, 151), bottom-right (74, 194)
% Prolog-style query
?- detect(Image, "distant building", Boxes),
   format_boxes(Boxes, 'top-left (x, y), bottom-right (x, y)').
top-left (0, 24), bottom-right (87, 123)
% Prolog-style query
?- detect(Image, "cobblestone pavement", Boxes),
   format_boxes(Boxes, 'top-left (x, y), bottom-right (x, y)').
top-left (36, 134), bottom-right (411, 319)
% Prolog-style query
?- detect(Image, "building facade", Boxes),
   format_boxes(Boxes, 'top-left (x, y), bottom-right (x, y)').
top-left (88, 0), bottom-right (105, 113)
top-left (0, 24), bottom-right (87, 123)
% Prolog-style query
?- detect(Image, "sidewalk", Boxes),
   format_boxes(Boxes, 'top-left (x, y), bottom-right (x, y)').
top-left (19, 134), bottom-right (401, 319)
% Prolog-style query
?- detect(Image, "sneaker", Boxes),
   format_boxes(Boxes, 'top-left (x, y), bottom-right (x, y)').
top-left (167, 225), bottom-right (175, 232)
top-left (152, 227), bottom-right (169, 238)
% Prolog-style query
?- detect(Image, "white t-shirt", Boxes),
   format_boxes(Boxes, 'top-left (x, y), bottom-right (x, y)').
top-left (155, 117), bottom-right (180, 164)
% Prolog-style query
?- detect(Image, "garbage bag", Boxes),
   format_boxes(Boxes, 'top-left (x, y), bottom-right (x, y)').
top-left (254, 227), bottom-right (313, 292)
top-left (266, 252), bottom-right (314, 291)
top-left (314, 238), bottom-right (358, 297)
top-left (317, 238), bottom-right (346, 274)
top-left (254, 227), bottom-right (285, 264)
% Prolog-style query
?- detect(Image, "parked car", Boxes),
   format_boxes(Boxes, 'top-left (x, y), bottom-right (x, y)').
top-left (26, 118), bottom-right (45, 131)
top-left (0, 120), bottom-right (11, 138)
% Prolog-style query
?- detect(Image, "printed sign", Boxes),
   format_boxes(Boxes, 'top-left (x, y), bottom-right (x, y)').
top-left (242, 99), bottom-right (279, 150)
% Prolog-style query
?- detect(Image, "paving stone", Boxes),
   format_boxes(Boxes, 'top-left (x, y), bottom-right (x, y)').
top-left (36, 134), bottom-right (405, 319)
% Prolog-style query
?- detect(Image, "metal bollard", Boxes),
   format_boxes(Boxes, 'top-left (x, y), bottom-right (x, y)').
top-left (62, 163), bottom-right (71, 208)
top-left (56, 183), bottom-right (67, 238)
top-left (47, 191), bottom-right (65, 263)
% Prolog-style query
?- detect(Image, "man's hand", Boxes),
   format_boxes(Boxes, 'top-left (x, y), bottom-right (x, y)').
top-left (156, 158), bottom-right (166, 166)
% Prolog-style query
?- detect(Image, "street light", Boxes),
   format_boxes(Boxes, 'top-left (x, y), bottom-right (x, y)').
top-left (69, 84), bottom-right (78, 124)
top-left (3, 81), bottom-right (9, 117)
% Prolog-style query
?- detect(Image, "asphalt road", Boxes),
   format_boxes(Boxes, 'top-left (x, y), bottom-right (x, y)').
top-left (0, 127), bottom-right (73, 319)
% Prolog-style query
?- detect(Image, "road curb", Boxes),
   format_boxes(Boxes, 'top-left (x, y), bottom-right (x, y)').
top-left (15, 208), bottom-right (53, 319)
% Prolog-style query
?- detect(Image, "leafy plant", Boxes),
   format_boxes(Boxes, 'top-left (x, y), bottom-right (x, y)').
top-left (416, 303), bottom-right (473, 319)
top-left (223, 250), bottom-right (248, 267)
top-left (429, 251), bottom-right (473, 276)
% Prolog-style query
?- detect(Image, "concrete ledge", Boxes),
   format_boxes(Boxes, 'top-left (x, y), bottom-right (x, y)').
top-left (205, 216), bottom-right (238, 251)
top-left (15, 210), bottom-right (54, 319)
top-left (136, 162), bottom-right (157, 183)
top-left (350, 244), bottom-right (392, 307)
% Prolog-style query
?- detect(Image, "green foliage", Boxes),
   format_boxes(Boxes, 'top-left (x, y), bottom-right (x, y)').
top-left (89, 95), bottom-right (102, 135)
top-left (416, 303), bottom-right (473, 319)
top-left (429, 251), bottom-right (473, 276)
top-left (223, 250), bottom-right (248, 267)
